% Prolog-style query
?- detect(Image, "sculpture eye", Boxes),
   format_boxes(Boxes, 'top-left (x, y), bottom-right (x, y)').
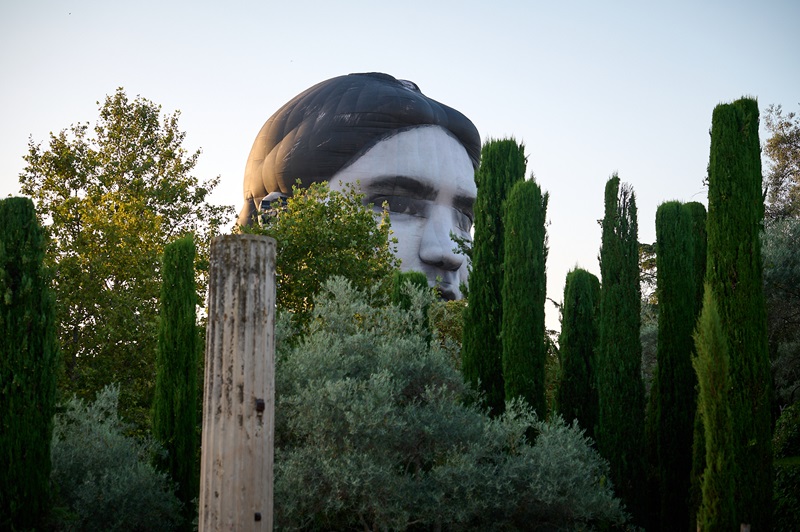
top-left (373, 195), bottom-right (426, 217)
top-left (454, 209), bottom-right (473, 233)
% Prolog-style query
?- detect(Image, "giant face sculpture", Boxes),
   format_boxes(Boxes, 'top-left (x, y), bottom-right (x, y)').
top-left (239, 73), bottom-right (481, 299)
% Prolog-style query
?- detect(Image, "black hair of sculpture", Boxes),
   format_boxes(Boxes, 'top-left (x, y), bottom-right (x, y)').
top-left (238, 72), bottom-right (481, 225)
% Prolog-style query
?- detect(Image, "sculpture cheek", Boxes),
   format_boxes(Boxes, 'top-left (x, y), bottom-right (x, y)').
top-left (418, 207), bottom-right (463, 271)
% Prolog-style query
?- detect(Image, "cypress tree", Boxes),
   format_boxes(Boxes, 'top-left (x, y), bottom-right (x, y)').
top-left (462, 139), bottom-right (526, 415)
top-left (705, 97), bottom-right (772, 529)
top-left (391, 270), bottom-right (429, 311)
top-left (152, 234), bottom-right (199, 526)
top-left (596, 174), bottom-right (645, 521)
top-left (684, 201), bottom-right (708, 532)
top-left (685, 202), bottom-right (707, 318)
top-left (654, 201), bottom-right (704, 530)
top-left (501, 178), bottom-right (549, 416)
top-left (556, 268), bottom-right (600, 438)
top-left (0, 197), bottom-right (58, 530)
top-left (692, 285), bottom-right (736, 531)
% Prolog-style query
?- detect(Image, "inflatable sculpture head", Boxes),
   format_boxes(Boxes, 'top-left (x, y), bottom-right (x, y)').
top-left (239, 72), bottom-right (480, 299)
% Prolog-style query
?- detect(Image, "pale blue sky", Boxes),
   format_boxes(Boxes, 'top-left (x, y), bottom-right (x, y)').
top-left (1, 0), bottom-right (797, 330)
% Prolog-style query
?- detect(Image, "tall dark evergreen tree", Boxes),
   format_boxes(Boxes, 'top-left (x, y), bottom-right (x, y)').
top-left (152, 234), bottom-right (199, 527)
top-left (596, 174), bottom-right (645, 521)
top-left (556, 268), bottom-right (601, 438)
top-left (501, 178), bottom-right (549, 416)
top-left (654, 201), bottom-right (705, 530)
top-left (685, 201), bottom-right (708, 532)
top-left (685, 202), bottom-right (708, 317)
top-left (391, 270), bottom-right (430, 310)
top-left (0, 197), bottom-right (58, 530)
top-left (462, 139), bottom-right (526, 415)
top-left (705, 97), bottom-right (772, 529)
top-left (692, 285), bottom-right (736, 531)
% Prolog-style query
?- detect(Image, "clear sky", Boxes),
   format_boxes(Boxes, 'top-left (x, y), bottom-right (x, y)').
top-left (1, 0), bottom-right (797, 331)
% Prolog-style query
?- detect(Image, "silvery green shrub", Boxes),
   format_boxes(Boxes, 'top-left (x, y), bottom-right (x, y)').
top-left (50, 385), bottom-right (182, 531)
top-left (274, 277), bottom-right (628, 530)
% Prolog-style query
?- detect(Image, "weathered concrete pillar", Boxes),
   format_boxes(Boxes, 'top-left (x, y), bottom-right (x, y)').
top-left (199, 234), bottom-right (276, 531)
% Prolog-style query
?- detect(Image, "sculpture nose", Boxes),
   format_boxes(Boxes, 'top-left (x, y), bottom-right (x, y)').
top-left (418, 206), bottom-right (463, 271)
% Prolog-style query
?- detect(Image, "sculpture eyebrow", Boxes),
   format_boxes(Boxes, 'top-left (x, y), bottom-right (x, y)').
top-left (367, 175), bottom-right (437, 200)
top-left (366, 174), bottom-right (475, 213)
top-left (454, 194), bottom-right (474, 214)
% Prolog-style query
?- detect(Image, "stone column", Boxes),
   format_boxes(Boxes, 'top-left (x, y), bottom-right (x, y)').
top-left (199, 234), bottom-right (276, 531)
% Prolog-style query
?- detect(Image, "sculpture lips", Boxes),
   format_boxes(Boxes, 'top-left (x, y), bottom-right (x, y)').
top-left (438, 285), bottom-right (458, 300)
top-left (434, 274), bottom-right (461, 301)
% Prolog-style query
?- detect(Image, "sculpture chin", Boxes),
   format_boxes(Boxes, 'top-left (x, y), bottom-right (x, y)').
top-left (436, 283), bottom-right (460, 301)
top-left (428, 272), bottom-right (464, 301)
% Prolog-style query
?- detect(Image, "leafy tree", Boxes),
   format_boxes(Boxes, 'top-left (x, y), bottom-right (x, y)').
top-left (51, 385), bottom-right (182, 531)
top-left (0, 197), bottom-right (59, 530)
top-left (596, 174), bottom-right (646, 522)
top-left (18, 88), bottom-right (232, 429)
top-left (639, 240), bottom-right (661, 402)
top-left (693, 285), bottom-right (736, 530)
top-left (639, 241), bottom-right (658, 305)
top-left (706, 97), bottom-right (773, 529)
top-left (274, 277), bottom-right (628, 530)
top-left (763, 218), bottom-right (800, 407)
top-left (653, 200), bottom-right (705, 530)
top-left (462, 139), bottom-right (526, 415)
top-left (502, 178), bottom-right (549, 415)
top-left (152, 235), bottom-right (199, 528)
top-left (240, 182), bottom-right (398, 329)
top-left (763, 103), bottom-right (800, 219)
top-left (556, 268), bottom-right (600, 439)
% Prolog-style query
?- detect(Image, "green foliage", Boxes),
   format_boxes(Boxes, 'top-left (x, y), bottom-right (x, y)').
top-left (639, 241), bottom-right (657, 305)
top-left (429, 298), bottom-right (467, 370)
top-left (19, 88), bottom-right (233, 430)
top-left (0, 197), bottom-right (59, 531)
top-left (653, 201), bottom-right (705, 530)
top-left (596, 174), bottom-right (646, 522)
top-left (692, 285), bottom-right (736, 531)
top-left (689, 400), bottom-right (706, 532)
top-left (462, 138), bottom-right (526, 415)
top-left (240, 182), bottom-right (398, 329)
top-left (686, 201), bottom-right (708, 318)
top-left (706, 97), bottom-right (773, 528)
top-left (685, 200), bottom-right (708, 530)
top-left (763, 218), bottom-right (800, 407)
top-left (391, 269), bottom-right (430, 310)
top-left (763, 103), bottom-right (800, 219)
top-left (152, 235), bottom-right (199, 527)
top-left (774, 403), bottom-right (800, 531)
top-left (274, 277), bottom-right (627, 530)
top-left (51, 385), bottom-right (182, 531)
top-left (642, 368), bottom-right (660, 531)
top-left (556, 268), bottom-right (600, 439)
top-left (502, 178), bottom-right (549, 415)
top-left (392, 270), bottom-right (433, 347)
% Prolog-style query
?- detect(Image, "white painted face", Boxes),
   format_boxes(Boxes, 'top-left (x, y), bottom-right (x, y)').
top-left (330, 126), bottom-right (476, 300)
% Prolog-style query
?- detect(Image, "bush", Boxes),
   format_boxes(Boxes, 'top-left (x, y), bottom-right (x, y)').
top-left (274, 277), bottom-right (627, 530)
top-left (429, 298), bottom-right (467, 370)
top-left (774, 402), bottom-right (800, 531)
top-left (50, 385), bottom-right (182, 531)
